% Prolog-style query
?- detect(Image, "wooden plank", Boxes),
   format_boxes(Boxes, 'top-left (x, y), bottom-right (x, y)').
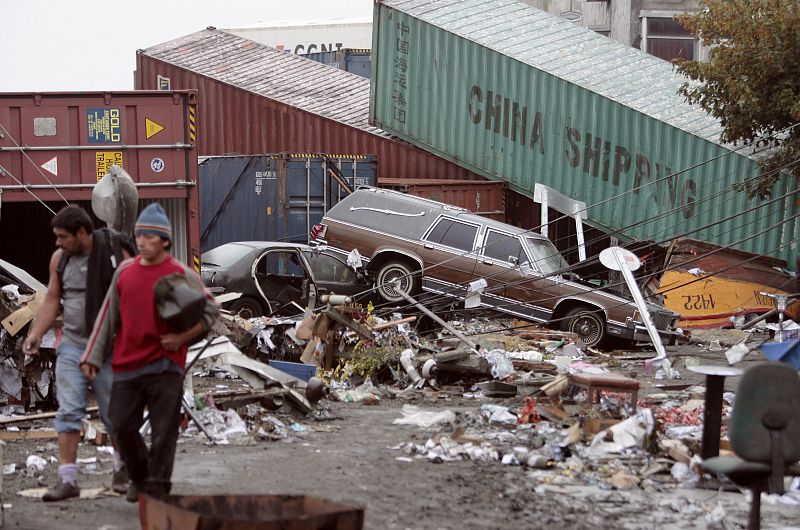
top-left (371, 316), bottom-right (416, 331)
top-left (324, 308), bottom-right (373, 341)
top-left (0, 430), bottom-right (58, 441)
top-left (0, 406), bottom-right (98, 425)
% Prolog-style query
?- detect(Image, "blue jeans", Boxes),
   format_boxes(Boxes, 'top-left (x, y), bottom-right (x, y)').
top-left (54, 342), bottom-right (113, 434)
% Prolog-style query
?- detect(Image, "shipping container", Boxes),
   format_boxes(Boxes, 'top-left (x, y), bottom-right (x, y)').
top-left (370, 0), bottom-right (799, 264)
top-left (378, 178), bottom-right (506, 222)
top-left (302, 49), bottom-right (372, 79)
top-left (0, 91), bottom-right (200, 281)
top-left (199, 153), bottom-right (377, 251)
top-left (657, 238), bottom-right (792, 329)
top-left (225, 17), bottom-right (373, 55)
top-left (135, 28), bottom-right (486, 183)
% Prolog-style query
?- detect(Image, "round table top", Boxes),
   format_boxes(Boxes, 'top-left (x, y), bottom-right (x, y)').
top-left (686, 365), bottom-right (744, 377)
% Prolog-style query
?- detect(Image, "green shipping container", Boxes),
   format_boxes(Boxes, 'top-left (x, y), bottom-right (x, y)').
top-left (370, 0), bottom-right (799, 263)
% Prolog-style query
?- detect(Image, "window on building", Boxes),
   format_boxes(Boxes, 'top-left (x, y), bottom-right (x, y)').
top-left (643, 17), bottom-right (697, 62)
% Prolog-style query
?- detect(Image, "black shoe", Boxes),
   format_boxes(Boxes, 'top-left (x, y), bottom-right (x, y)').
top-left (111, 467), bottom-right (129, 494)
top-left (42, 480), bottom-right (80, 502)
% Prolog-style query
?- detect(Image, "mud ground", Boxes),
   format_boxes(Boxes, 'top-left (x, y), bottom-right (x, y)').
top-left (4, 337), bottom-right (800, 529)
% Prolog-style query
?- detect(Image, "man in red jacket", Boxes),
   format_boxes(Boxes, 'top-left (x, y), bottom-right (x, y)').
top-left (81, 203), bottom-right (218, 501)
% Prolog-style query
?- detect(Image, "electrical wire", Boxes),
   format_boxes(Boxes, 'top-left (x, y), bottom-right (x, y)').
top-left (0, 164), bottom-right (57, 215)
top-left (362, 159), bottom-right (800, 318)
top-left (0, 122), bottom-right (70, 206)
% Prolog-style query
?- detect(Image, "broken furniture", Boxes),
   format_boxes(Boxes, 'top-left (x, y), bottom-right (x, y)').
top-left (686, 364), bottom-right (743, 459)
top-left (700, 363), bottom-right (800, 530)
top-left (568, 372), bottom-right (640, 413)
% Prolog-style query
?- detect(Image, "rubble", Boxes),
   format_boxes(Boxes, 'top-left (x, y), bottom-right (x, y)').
top-left (1, 252), bottom-right (794, 530)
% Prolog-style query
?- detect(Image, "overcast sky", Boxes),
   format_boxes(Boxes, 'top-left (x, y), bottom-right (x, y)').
top-left (0, 0), bottom-right (373, 92)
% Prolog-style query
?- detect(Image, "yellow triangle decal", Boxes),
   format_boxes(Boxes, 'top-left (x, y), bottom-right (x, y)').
top-left (145, 118), bottom-right (165, 139)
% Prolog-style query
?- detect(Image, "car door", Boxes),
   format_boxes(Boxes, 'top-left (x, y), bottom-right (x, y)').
top-left (475, 229), bottom-right (529, 308)
top-left (416, 216), bottom-right (480, 297)
top-left (252, 248), bottom-right (310, 312)
top-left (506, 236), bottom-right (571, 318)
top-left (301, 249), bottom-right (370, 299)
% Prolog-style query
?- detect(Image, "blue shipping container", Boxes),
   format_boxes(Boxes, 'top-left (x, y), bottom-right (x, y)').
top-left (199, 153), bottom-right (377, 251)
top-left (302, 49), bottom-right (371, 79)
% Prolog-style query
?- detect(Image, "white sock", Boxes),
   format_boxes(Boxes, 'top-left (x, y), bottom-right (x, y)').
top-left (58, 464), bottom-right (79, 486)
top-left (112, 449), bottom-right (125, 472)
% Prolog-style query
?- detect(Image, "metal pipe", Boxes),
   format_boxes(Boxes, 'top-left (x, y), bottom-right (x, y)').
top-left (394, 283), bottom-right (480, 354)
top-left (0, 143), bottom-right (192, 152)
top-left (0, 181), bottom-right (195, 190)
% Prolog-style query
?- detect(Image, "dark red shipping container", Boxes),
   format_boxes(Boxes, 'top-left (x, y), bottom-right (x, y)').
top-left (0, 91), bottom-right (201, 281)
top-left (379, 178), bottom-right (507, 222)
top-left (134, 28), bottom-right (485, 183)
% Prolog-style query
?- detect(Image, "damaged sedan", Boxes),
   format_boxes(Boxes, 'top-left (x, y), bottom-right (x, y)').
top-left (201, 241), bottom-right (372, 318)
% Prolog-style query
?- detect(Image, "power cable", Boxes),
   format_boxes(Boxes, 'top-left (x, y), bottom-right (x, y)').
top-left (0, 164), bottom-right (57, 215)
top-left (363, 160), bottom-right (800, 318)
top-left (0, 122), bottom-right (70, 206)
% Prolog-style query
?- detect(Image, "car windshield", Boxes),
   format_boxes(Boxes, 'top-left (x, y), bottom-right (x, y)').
top-left (525, 238), bottom-right (569, 275)
top-left (201, 244), bottom-right (253, 268)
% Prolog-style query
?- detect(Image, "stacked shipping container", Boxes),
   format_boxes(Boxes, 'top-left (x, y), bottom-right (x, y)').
top-left (135, 28), bottom-right (485, 185)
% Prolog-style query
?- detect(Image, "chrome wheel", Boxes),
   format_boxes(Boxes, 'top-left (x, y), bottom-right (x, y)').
top-left (375, 261), bottom-right (418, 303)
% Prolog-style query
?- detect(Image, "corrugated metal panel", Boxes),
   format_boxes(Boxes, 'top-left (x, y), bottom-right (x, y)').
top-left (378, 178), bottom-right (506, 221)
top-left (150, 198), bottom-right (189, 264)
top-left (135, 29), bottom-right (484, 183)
top-left (199, 154), bottom-right (378, 250)
top-left (370, 0), bottom-right (799, 263)
top-left (303, 49), bottom-right (372, 79)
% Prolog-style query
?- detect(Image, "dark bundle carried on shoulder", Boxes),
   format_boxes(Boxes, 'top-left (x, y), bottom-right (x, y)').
top-left (153, 273), bottom-right (208, 331)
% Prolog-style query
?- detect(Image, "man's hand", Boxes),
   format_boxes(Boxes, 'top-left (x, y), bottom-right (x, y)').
top-left (81, 362), bottom-right (98, 381)
top-left (160, 332), bottom-right (186, 352)
top-left (22, 335), bottom-right (41, 355)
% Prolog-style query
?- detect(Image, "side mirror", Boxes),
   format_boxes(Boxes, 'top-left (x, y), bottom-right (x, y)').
top-left (508, 256), bottom-right (519, 266)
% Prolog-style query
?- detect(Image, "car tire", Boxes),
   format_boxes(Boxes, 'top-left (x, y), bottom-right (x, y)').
top-left (227, 296), bottom-right (266, 320)
top-left (375, 260), bottom-right (420, 303)
top-left (564, 307), bottom-right (607, 348)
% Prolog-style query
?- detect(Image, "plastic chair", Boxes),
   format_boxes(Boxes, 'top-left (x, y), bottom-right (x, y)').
top-left (701, 363), bottom-right (800, 530)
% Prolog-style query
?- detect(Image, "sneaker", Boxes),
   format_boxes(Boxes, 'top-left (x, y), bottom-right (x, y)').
top-left (125, 482), bottom-right (141, 503)
top-left (111, 467), bottom-right (129, 494)
top-left (42, 480), bottom-right (80, 502)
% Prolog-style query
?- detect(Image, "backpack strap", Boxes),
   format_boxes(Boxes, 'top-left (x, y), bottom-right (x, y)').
top-left (56, 251), bottom-right (70, 287)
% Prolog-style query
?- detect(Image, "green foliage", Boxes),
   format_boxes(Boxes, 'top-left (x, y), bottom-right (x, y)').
top-left (675, 0), bottom-right (800, 197)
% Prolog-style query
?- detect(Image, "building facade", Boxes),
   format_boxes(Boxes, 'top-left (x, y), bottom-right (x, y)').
top-left (522, 0), bottom-right (707, 62)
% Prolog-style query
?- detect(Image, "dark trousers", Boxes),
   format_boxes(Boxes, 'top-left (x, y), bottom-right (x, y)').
top-left (109, 372), bottom-right (183, 497)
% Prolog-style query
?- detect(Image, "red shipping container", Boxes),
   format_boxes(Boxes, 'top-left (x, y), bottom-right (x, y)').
top-left (0, 91), bottom-right (201, 280)
top-left (134, 28), bottom-right (485, 184)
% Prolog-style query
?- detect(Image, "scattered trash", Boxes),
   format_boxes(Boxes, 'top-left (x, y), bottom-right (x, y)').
top-left (392, 405), bottom-right (455, 429)
top-left (25, 455), bottom-right (47, 472)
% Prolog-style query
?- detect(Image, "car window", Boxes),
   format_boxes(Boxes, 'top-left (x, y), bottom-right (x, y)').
top-left (526, 238), bottom-right (569, 275)
top-left (424, 218), bottom-right (478, 252)
top-left (303, 251), bottom-right (360, 283)
top-left (483, 230), bottom-right (527, 265)
top-left (201, 244), bottom-right (252, 268)
top-left (259, 251), bottom-right (305, 277)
